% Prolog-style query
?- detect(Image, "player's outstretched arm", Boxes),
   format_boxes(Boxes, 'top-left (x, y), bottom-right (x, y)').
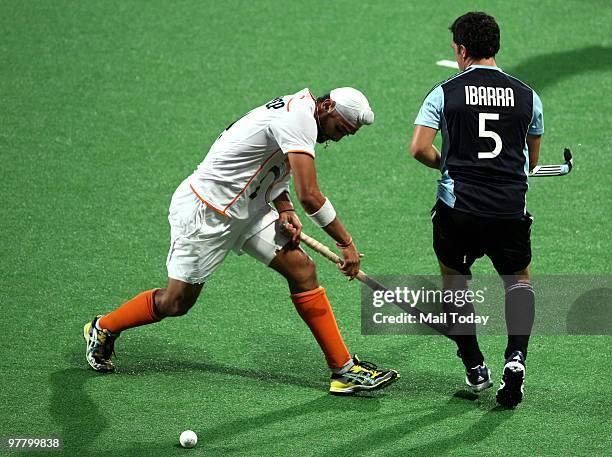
top-left (409, 125), bottom-right (441, 169)
top-left (288, 152), bottom-right (361, 278)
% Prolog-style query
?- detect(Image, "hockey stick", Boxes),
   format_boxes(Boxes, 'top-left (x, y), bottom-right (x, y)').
top-left (299, 232), bottom-right (451, 336)
top-left (529, 148), bottom-right (573, 177)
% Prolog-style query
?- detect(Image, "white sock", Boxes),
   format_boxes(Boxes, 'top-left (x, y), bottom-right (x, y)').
top-left (332, 358), bottom-right (354, 375)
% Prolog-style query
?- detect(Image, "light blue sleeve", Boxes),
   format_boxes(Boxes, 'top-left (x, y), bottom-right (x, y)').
top-left (414, 85), bottom-right (444, 129)
top-left (528, 91), bottom-right (544, 135)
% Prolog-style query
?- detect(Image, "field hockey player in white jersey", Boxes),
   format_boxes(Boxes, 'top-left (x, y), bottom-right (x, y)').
top-left (83, 87), bottom-right (400, 395)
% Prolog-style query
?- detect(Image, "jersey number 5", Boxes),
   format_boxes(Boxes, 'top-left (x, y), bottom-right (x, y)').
top-left (477, 113), bottom-right (502, 159)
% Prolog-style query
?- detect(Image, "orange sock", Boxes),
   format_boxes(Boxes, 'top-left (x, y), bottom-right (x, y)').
top-left (98, 289), bottom-right (161, 333)
top-left (291, 286), bottom-right (351, 370)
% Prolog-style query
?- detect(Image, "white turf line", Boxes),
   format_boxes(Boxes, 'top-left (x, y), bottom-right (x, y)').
top-left (436, 59), bottom-right (459, 69)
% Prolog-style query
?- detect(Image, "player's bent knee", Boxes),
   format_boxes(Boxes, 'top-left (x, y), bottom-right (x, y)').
top-left (284, 251), bottom-right (318, 291)
top-left (270, 247), bottom-right (319, 292)
top-left (302, 252), bottom-right (317, 275)
top-left (292, 251), bottom-right (317, 282)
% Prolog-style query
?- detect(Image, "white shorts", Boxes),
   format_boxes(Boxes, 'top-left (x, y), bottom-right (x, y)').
top-left (166, 179), bottom-right (293, 284)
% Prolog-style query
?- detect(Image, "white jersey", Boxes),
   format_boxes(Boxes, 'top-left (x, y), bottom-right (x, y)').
top-left (189, 88), bottom-right (317, 219)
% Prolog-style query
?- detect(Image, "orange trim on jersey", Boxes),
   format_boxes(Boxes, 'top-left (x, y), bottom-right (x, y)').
top-left (223, 148), bottom-right (282, 211)
top-left (286, 96), bottom-right (295, 112)
top-left (189, 183), bottom-right (228, 217)
top-left (287, 149), bottom-right (315, 158)
top-left (288, 94), bottom-right (311, 112)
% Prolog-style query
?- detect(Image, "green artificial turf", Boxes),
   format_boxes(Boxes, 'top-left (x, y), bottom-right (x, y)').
top-left (1, 1), bottom-right (610, 455)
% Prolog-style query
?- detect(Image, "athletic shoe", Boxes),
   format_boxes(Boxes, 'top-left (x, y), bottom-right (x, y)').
top-left (329, 355), bottom-right (399, 396)
top-left (83, 315), bottom-right (118, 373)
top-left (496, 350), bottom-right (526, 408)
top-left (465, 363), bottom-right (493, 392)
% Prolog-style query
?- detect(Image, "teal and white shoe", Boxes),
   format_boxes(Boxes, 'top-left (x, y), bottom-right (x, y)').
top-left (83, 315), bottom-right (118, 373)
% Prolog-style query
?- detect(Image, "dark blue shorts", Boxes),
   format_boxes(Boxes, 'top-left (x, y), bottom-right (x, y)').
top-left (431, 200), bottom-right (533, 276)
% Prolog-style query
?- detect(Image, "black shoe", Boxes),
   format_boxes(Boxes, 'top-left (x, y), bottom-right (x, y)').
top-left (465, 364), bottom-right (493, 392)
top-left (496, 351), bottom-right (525, 408)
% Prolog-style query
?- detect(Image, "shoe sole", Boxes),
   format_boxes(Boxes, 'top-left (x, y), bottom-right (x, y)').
top-left (329, 370), bottom-right (400, 396)
top-left (83, 321), bottom-right (114, 373)
top-left (496, 361), bottom-right (524, 408)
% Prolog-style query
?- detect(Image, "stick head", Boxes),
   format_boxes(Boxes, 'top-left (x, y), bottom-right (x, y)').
top-left (564, 148), bottom-right (573, 171)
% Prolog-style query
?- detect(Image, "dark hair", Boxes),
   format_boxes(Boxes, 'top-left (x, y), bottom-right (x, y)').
top-left (317, 93), bottom-right (331, 103)
top-left (449, 12), bottom-right (500, 59)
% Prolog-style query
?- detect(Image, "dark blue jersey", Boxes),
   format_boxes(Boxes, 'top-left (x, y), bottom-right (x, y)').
top-left (415, 65), bottom-right (544, 218)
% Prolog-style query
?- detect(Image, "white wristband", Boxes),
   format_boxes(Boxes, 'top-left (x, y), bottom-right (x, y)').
top-left (307, 198), bottom-right (336, 227)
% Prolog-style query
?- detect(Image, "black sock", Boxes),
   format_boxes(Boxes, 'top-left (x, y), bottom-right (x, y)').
top-left (504, 282), bottom-right (535, 360)
top-left (453, 335), bottom-right (485, 368)
top-left (443, 283), bottom-right (484, 368)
